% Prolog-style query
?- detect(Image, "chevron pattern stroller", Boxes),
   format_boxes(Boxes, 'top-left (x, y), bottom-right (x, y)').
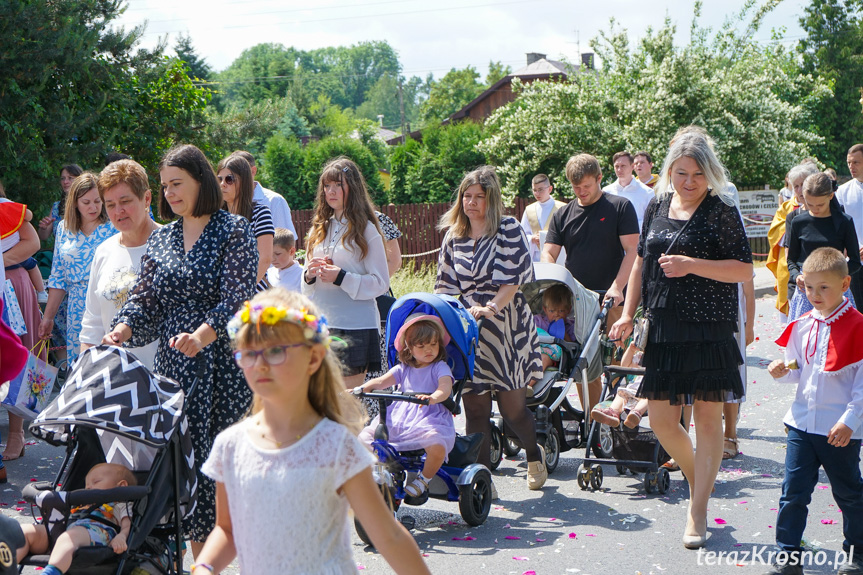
top-left (20, 345), bottom-right (197, 574)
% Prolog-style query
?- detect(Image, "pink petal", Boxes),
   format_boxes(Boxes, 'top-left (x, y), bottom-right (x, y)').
top-left (452, 536), bottom-right (476, 541)
top-left (586, 534), bottom-right (596, 537)
top-left (548, 517), bottom-right (558, 521)
top-left (738, 501), bottom-right (748, 504)
top-left (568, 532), bottom-right (577, 539)
top-left (714, 518), bottom-right (727, 525)
top-left (505, 536), bottom-right (521, 540)
top-left (818, 485), bottom-right (829, 489)
top-left (535, 538), bottom-right (546, 542)
top-left (524, 571), bottom-right (537, 575)
top-left (513, 556), bottom-right (529, 561)
top-left (821, 519), bottom-right (835, 524)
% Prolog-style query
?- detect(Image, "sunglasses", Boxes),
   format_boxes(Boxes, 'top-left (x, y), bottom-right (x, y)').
top-left (218, 174), bottom-right (236, 186)
top-left (232, 344), bottom-right (305, 368)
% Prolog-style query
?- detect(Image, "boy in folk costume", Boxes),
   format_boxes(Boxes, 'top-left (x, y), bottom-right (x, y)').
top-left (520, 174), bottom-right (565, 262)
top-left (766, 247), bottom-right (863, 575)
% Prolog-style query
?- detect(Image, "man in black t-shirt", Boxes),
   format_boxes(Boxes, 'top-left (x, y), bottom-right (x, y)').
top-left (542, 154), bottom-right (639, 412)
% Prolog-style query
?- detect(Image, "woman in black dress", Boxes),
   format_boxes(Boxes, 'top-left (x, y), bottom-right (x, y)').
top-left (103, 145), bottom-right (258, 555)
top-left (610, 131), bottom-right (753, 549)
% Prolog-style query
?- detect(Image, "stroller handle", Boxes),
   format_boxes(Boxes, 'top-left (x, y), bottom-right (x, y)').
top-left (605, 365), bottom-right (646, 377)
top-left (23, 483), bottom-right (151, 506)
top-left (353, 390), bottom-right (431, 406)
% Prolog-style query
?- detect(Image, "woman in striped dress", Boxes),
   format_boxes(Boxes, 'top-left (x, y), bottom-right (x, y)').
top-left (435, 166), bottom-right (546, 491)
top-left (217, 154), bottom-right (274, 292)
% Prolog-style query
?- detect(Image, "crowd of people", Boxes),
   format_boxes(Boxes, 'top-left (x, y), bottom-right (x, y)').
top-left (0, 131), bottom-right (860, 575)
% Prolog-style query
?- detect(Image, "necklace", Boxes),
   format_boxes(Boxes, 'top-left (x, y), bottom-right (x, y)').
top-left (255, 418), bottom-right (307, 448)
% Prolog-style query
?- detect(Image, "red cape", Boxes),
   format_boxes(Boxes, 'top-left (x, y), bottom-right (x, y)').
top-left (0, 201), bottom-right (26, 239)
top-left (776, 300), bottom-right (863, 373)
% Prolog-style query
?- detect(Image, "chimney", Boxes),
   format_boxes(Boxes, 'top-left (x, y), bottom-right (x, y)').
top-left (581, 52), bottom-right (594, 69)
top-left (526, 52), bottom-right (546, 65)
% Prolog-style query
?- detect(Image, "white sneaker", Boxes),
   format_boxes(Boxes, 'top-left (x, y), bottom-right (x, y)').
top-left (37, 291), bottom-right (48, 304)
top-left (490, 481), bottom-right (499, 501)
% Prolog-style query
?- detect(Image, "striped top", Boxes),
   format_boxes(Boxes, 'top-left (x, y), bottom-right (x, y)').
top-left (249, 202), bottom-right (274, 292)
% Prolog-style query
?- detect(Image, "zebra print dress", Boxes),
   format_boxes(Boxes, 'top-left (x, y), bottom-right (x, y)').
top-left (435, 216), bottom-right (542, 394)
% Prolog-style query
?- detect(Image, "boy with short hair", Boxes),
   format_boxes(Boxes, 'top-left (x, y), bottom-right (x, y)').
top-left (766, 247), bottom-right (863, 575)
top-left (266, 228), bottom-right (302, 293)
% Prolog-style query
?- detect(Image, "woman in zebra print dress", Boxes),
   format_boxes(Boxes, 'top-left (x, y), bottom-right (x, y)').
top-left (435, 166), bottom-right (546, 491)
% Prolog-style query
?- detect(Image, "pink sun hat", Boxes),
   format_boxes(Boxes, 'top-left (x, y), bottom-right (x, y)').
top-left (394, 314), bottom-right (451, 352)
top-left (0, 299), bottom-right (28, 384)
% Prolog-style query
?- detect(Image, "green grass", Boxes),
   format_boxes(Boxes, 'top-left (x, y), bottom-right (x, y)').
top-left (390, 261), bottom-right (436, 297)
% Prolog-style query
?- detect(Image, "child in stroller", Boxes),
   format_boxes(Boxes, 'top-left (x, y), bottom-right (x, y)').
top-left (18, 464), bottom-right (136, 574)
top-left (590, 342), bottom-right (649, 429)
top-left (533, 284), bottom-right (576, 373)
top-left (356, 314), bottom-right (457, 498)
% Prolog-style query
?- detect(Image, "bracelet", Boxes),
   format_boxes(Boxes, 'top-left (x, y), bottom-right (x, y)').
top-left (334, 269), bottom-right (347, 286)
top-left (191, 563), bottom-right (214, 574)
top-left (487, 301), bottom-right (499, 314)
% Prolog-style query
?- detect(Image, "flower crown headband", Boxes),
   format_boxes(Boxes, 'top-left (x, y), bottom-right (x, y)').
top-left (227, 301), bottom-right (330, 346)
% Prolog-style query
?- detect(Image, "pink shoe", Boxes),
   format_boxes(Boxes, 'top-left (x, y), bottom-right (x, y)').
top-left (590, 407), bottom-right (621, 428)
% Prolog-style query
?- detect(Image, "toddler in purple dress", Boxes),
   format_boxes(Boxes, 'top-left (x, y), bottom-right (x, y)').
top-left (357, 314), bottom-right (456, 498)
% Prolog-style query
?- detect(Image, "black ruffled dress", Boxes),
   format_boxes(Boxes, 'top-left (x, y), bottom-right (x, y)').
top-left (637, 194), bottom-right (752, 405)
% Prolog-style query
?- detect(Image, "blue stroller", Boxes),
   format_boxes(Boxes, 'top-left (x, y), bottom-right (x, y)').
top-left (354, 293), bottom-right (492, 545)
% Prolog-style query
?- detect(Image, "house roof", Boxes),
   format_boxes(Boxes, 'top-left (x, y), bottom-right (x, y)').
top-left (449, 58), bottom-right (569, 122)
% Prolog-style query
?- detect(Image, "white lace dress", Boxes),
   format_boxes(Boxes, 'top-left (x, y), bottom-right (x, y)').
top-left (201, 417), bottom-right (376, 574)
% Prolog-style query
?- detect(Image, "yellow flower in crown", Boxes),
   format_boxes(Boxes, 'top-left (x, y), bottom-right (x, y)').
top-left (239, 302), bottom-right (252, 323)
top-left (260, 306), bottom-right (287, 326)
top-left (228, 300), bottom-right (330, 345)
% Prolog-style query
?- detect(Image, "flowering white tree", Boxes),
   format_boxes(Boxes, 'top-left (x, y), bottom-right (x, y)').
top-left (479, 1), bottom-right (831, 204)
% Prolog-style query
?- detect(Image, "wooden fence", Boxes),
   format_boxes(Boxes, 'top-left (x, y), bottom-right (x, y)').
top-left (292, 193), bottom-right (771, 264)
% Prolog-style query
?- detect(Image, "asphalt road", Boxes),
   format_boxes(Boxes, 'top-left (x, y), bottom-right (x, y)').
top-left (5, 288), bottom-right (857, 574)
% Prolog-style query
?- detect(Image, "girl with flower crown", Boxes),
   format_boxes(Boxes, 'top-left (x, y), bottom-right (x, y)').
top-left (303, 157), bottom-right (389, 390)
top-left (192, 289), bottom-right (430, 575)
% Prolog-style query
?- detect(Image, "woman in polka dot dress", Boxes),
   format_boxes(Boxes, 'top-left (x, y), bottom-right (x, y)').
top-left (610, 130), bottom-right (753, 551)
top-left (104, 145), bottom-right (258, 555)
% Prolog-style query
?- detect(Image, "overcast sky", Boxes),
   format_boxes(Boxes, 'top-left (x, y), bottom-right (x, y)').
top-left (115, 0), bottom-right (808, 78)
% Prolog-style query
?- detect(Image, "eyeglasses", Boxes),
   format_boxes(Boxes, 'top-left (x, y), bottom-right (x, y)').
top-left (232, 344), bottom-right (306, 368)
top-left (218, 174), bottom-right (236, 186)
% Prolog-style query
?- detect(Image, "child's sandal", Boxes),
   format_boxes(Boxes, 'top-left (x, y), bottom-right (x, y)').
top-left (405, 475), bottom-right (430, 497)
top-left (623, 411), bottom-right (642, 429)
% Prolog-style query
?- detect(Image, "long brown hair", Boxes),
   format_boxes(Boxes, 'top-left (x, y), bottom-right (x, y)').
top-left (307, 157), bottom-right (382, 259)
top-left (437, 166), bottom-right (503, 238)
top-left (217, 154), bottom-right (255, 221)
top-left (64, 173), bottom-right (107, 234)
top-left (230, 289), bottom-right (366, 434)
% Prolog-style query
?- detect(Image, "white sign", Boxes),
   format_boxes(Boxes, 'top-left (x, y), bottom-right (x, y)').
top-left (738, 189), bottom-right (779, 238)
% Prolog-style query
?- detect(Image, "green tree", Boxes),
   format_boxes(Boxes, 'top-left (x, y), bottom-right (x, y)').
top-left (260, 133), bottom-right (306, 208)
top-left (420, 66), bottom-right (484, 124)
top-left (797, 0), bottom-right (863, 169)
top-left (174, 33), bottom-right (211, 81)
top-left (303, 137), bottom-right (386, 207)
top-left (200, 98), bottom-right (289, 161)
top-left (213, 43), bottom-right (299, 111)
top-left (478, 3), bottom-right (830, 203)
top-left (486, 60), bottom-right (512, 85)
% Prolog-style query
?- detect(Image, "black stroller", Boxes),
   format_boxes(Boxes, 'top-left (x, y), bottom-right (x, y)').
top-left (20, 345), bottom-right (198, 574)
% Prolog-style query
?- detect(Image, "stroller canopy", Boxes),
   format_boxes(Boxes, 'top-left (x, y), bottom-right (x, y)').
top-left (386, 293), bottom-right (478, 381)
top-left (521, 262), bottom-right (601, 347)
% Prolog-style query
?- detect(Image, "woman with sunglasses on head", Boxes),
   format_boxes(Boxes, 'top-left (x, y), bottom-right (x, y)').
top-left (303, 157), bottom-right (389, 391)
top-left (217, 154), bottom-right (273, 292)
top-left (103, 144), bottom-right (258, 559)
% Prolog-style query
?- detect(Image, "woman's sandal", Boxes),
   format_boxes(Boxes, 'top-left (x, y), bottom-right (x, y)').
top-left (722, 437), bottom-right (739, 460)
top-left (661, 458), bottom-right (680, 472)
top-left (405, 475), bottom-right (430, 498)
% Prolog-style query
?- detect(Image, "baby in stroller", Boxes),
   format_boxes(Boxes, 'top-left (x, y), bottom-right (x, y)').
top-left (18, 463), bottom-right (135, 574)
top-left (533, 284), bottom-right (576, 373)
top-left (356, 314), bottom-right (457, 498)
top-left (590, 342), bottom-right (649, 429)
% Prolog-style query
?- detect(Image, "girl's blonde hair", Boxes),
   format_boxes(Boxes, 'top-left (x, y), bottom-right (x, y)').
top-left (398, 319), bottom-right (448, 368)
top-left (438, 166), bottom-right (503, 238)
top-left (64, 172), bottom-right (107, 234)
top-left (306, 157), bottom-right (383, 259)
top-left (230, 289), bottom-right (365, 434)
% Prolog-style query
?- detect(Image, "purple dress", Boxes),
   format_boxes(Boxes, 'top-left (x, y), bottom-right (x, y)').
top-left (360, 362), bottom-right (456, 455)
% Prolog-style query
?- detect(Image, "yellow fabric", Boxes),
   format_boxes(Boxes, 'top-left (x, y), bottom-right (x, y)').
top-left (766, 197), bottom-right (799, 315)
top-left (525, 200), bottom-right (566, 233)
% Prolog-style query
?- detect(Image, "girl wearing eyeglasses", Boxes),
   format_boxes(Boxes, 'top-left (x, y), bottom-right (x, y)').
top-left (217, 154), bottom-right (274, 292)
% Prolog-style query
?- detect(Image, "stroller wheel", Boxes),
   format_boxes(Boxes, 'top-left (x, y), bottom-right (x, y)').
top-left (542, 429), bottom-right (560, 474)
top-left (616, 464), bottom-right (627, 475)
top-left (356, 481), bottom-right (400, 546)
top-left (590, 423), bottom-right (614, 458)
top-left (589, 464), bottom-right (604, 490)
top-left (657, 467), bottom-right (671, 494)
top-left (643, 471), bottom-right (657, 494)
top-left (503, 436), bottom-right (521, 457)
top-left (489, 429), bottom-right (503, 471)
top-left (577, 465), bottom-right (590, 490)
top-left (459, 469), bottom-right (493, 526)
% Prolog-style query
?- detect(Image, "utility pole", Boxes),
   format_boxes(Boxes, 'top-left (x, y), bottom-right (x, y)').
top-left (398, 78), bottom-right (407, 144)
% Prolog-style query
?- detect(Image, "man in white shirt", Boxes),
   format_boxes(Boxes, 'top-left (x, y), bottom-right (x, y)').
top-left (602, 151), bottom-right (654, 230)
top-left (836, 143), bottom-right (863, 310)
top-left (633, 151), bottom-right (658, 189)
top-left (232, 150), bottom-right (297, 237)
top-left (520, 174), bottom-right (566, 261)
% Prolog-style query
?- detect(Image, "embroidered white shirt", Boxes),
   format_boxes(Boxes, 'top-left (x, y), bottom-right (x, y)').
top-left (778, 299), bottom-right (863, 438)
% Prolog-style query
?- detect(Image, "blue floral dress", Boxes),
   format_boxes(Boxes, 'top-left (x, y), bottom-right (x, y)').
top-left (114, 209), bottom-right (258, 540)
top-left (47, 220), bottom-right (117, 367)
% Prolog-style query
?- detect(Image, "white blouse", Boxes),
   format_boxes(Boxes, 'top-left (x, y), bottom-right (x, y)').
top-left (80, 234), bottom-right (158, 369)
top-left (302, 218), bottom-right (389, 330)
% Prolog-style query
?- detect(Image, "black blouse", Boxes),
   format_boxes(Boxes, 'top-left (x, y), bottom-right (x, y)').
top-left (639, 194), bottom-right (753, 322)
top-left (786, 208), bottom-right (861, 284)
